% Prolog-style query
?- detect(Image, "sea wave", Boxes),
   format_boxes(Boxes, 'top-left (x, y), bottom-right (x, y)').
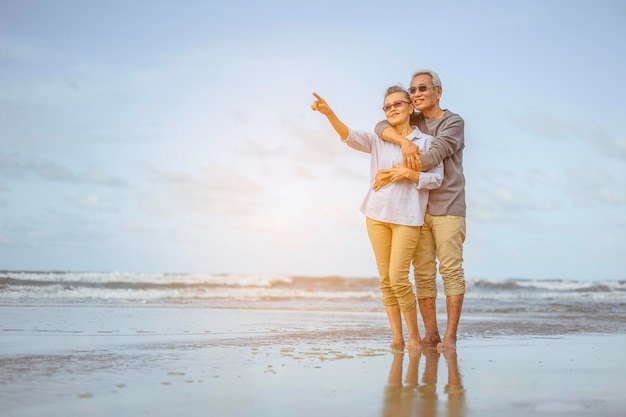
top-left (470, 278), bottom-right (626, 293)
top-left (1, 271), bottom-right (624, 305)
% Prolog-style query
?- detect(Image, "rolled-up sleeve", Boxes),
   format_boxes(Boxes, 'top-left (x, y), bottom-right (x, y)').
top-left (417, 162), bottom-right (443, 190)
top-left (415, 135), bottom-right (443, 190)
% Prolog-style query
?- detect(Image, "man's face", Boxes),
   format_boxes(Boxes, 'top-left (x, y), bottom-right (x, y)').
top-left (409, 74), bottom-right (441, 112)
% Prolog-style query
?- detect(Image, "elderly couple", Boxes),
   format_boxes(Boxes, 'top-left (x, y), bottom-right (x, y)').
top-left (311, 69), bottom-right (466, 351)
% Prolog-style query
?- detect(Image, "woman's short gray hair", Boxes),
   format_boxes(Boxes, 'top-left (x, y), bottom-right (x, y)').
top-left (384, 85), bottom-right (410, 101)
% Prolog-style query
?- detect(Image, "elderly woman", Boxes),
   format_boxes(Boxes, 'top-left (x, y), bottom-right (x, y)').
top-left (311, 86), bottom-right (443, 351)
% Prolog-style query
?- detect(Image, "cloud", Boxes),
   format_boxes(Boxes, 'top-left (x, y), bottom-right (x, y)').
top-left (0, 152), bottom-right (128, 187)
top-left (142, 161), bottom-right (262, 216)
top-left (282, 115), bottom-right (352, 166)
top-left (232, 138), bottom-right (288, 158)
top-left (594, 129), bottom-right (626, 161)
top-left (563, 165), bottom-right (626, 206)
top-left (276, 114), bottom-right (372, 185)
top-left (79, 167), bottom-right (128, 187)
top-left (513, 108), bottom-right (626, 160)
top-left (0, 153), bottom-right (22, 178)
top-left (467, 167), bottom-right (563, 224)
top-left (293, 164), bottom-right (315, 179)
top-left (334, 164), bottom-right (368, 182)
top-left (70, 193), bottom-right (121, 212)
top-left (0, 209), bottom-right (113, 248)
top-left (26, 158), bottom-right (80, 182)
top-left (468, 188), bottom-right (532, 224)
top-left (513, 108), bottom-right (580, 140)
top-left (0, 36), bottom-right (46, 64)
top-left (316, 202), bottom-right (364, 230)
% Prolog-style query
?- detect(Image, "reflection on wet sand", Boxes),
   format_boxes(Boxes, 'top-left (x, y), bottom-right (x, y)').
top-left (382, 349), bottom-right (465, 417)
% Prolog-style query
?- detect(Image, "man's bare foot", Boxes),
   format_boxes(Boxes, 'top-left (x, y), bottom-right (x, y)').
top-left (436, 337), bottom-right (457, 351)
top-left (421, 334), bottom-right (442, 347)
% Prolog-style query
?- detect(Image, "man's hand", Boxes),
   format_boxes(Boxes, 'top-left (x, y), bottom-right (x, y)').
top-left (401, 141), bottom-right (423, 171)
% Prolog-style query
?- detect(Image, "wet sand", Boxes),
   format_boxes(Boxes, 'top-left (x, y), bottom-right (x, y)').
top-left (1, 305), bottom-right (625, 416)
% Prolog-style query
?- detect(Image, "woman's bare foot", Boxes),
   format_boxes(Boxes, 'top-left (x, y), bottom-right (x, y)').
top-left (390, 340), bottom-right (406, 352)
top-left (407, 337), bottom-right (423, 351)
top-left (436, 336), bottom-right (457, 351)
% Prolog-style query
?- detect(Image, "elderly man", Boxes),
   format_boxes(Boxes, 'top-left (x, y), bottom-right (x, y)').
top-left (373, 69), bottom-right (466, 350)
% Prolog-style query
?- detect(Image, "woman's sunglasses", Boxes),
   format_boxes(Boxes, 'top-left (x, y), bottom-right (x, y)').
top-left (382, 101), bottom-right (411, 112)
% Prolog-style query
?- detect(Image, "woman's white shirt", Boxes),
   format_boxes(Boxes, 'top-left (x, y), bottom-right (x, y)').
top-left (343, 127), bottom-right (443, 226)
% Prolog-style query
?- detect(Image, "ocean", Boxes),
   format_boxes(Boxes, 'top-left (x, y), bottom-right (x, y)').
top-left (2, 271), bottom-right (626, 417)
top-left (2, 271), bottom-right (625, 337)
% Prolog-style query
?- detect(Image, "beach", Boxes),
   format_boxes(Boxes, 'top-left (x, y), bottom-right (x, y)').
top-left (1, 272), bottom-right (625, 416)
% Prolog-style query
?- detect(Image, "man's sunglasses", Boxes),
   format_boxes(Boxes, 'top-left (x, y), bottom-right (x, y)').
top-left (409, 85), bottom-right (435, 94)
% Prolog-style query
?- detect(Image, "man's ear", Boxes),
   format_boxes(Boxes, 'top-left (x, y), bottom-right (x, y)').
top-left (436, 86), bottom-right (443, 100)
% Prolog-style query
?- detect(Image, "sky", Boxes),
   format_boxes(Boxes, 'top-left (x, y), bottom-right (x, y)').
top-left (1, 0), bottom-right (625, 281)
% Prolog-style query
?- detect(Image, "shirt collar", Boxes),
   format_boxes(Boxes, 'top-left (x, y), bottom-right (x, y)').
top-left (407, 126), bottom-right (425, 141)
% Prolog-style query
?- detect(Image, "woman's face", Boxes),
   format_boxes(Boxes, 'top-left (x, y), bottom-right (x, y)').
top-left (383, 92), bottom-right (413, 125)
